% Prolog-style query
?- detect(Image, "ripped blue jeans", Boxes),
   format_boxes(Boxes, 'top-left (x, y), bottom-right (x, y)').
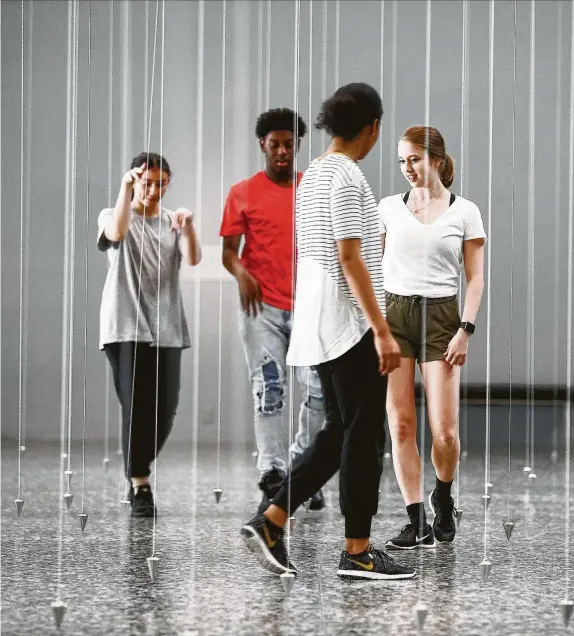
top-left (238, 302), bottom-right (326, 476)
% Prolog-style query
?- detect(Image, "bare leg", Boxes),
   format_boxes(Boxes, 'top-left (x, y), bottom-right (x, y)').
top-left (420, 360), bottom-right (461, 482)
top-left (386, 358), bottom-right (420, 505)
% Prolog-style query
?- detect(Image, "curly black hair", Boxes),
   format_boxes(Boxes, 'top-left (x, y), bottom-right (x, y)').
top-left (255, 108), bottom-right (307, 140)
top-left (315, 83), bottom-right (383, 141)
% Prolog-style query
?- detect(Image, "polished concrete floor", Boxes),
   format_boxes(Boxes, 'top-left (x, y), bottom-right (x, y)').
top-left (1, 439), bottom-right (573, 636)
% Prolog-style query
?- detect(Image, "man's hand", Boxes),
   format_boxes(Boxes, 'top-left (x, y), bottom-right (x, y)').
top-left (237, 269), bottom-right (263, 317)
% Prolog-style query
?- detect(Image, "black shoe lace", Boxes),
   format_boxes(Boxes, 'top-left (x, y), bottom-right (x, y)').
top-left (368, 545), bottom-right (397, 568)
top-left (399, 523), bottom-right (415, 536)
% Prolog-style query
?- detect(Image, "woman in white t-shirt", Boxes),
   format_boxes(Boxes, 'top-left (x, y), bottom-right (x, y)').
top-left (379, 126), bottom-right (486, 550)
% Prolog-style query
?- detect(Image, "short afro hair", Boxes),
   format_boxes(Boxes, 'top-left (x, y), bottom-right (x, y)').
top-left (255, 108), bottom-right (307, 140)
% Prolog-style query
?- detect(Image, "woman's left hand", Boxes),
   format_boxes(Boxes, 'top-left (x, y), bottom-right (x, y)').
top-left (444, 329), bottom-right (470, 366)
top-left (171, 208), bottom-right (194, 231)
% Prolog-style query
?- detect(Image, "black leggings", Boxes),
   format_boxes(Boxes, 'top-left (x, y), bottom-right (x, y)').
top-left (104, 342), bottom-right (182, 479)
top-left (273, 330), bottom-right (387, 538)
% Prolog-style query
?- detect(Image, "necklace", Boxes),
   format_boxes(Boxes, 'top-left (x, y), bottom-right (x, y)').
top-left (409, 189), bottom-right (445, 214)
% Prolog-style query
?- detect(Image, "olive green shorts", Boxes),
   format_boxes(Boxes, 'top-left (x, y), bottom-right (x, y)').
top-left (385, 292), bottom-right (461, 363)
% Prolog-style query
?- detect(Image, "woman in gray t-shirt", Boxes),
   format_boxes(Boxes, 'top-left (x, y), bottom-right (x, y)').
top-left (98, 152), bottom-right (201, 517)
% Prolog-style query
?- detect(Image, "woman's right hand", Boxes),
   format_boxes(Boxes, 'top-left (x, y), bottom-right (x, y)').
top-left (237, 269), bottom-right (263, 317)
top-left (374, 329), bottom-right (401, 375)
top-left (121, 163), bottom-right (146, 188)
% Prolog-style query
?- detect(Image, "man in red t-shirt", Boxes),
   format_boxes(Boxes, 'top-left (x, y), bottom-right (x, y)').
top-left (220, 108), bottom-right (326, 513)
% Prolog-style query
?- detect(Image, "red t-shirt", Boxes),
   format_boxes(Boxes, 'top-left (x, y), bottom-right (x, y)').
top-left (220, 171), bottom-right (301, 311)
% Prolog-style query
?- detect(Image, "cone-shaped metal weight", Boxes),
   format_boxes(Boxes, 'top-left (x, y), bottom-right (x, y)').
top-left (559, 599), bottom-right (574, 627)
top-left (213, 487), bottom-right (223, 503)
top-left (523, 466), bottom-right (531, 473)
top-left (147, 556), bottom-right (159, 581)
top-left (414, 602), bottom-right (428, 631)
top-left (551, 449), bottom-right (558, 463)
top-left (78, 512), bottom-right (88, 532)
top-left (280, 571), bottom-right (296, 594)
top-left (14, 498), bottom-right (24, 516)
top-left (528, 473), bottom-right (537, 481)
top-left (63, 493), bottom-right (73, 510)
top-left (503, 520), bottom-right (514, 541)
top-left (479, 559), bottom-right (492, 583)
top-left (20, 445), bottom-right (26, 452)
top-left (454, 508), bottom-right (463, 528)
top-left (481, 494), bottom-right (491, 511)
top-left (485, 482), bottom-right (493, 496)
top-left (103, 457), bottom-right (110, 472)
top-left (288, 516), bottom-right (296, 533)
top-left (51, 600), bottom-right (67, 630)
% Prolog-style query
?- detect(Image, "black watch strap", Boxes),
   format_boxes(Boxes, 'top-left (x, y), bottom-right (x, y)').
top-left (460, 321), bottom-right (475, 334)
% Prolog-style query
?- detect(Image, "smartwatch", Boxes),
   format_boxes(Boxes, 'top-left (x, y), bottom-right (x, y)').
top-left (460, 321), bottom-right (475, 335)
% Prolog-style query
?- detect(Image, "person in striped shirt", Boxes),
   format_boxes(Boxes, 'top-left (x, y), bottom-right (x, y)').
top-left (241, 83), bottom-right (415, 581)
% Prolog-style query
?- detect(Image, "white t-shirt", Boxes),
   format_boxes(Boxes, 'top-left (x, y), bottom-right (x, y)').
top-left (286, 154), bottom-right (385, 366)
top-left (378, 193), bottom-right (487, 298)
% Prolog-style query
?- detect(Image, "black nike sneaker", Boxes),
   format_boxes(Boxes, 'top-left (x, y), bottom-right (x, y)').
top-left (308, 489), bottom-right (325, 511)
top-left (131, 484), bottom-right (156, 518)
top-left (337, 544), bottom-right (416, 580)
top-left (240, 513), bottom-right (297, 575)
top-left (385, 523), bottom-right (436, 550)
top-left (256, 468), bottom-right (286, 515)
top-left (428, 490), bottom-right (458, 543)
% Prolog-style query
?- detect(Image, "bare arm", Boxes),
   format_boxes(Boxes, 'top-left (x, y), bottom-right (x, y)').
top-left (104, 165), bottom-right (145, 242)
top-left (222, 235), bottom-right (262, 316)
top-left (461, 238), bottom-right (485, 324)
top-left (338, 238), bottom-right (389, 336)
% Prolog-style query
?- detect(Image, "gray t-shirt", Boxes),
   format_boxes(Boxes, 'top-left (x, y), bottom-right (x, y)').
top-left (97, 207), bottom-right (191, 350)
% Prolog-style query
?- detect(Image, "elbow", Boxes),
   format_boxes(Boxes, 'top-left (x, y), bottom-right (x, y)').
top-left (106, 229), bottom-right (126, 242)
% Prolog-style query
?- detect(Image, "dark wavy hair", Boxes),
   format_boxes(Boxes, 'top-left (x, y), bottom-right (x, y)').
top-left (315, 82), bottom-right (383, 141)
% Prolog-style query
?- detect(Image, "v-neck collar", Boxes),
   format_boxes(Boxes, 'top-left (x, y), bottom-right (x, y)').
top-left (401, 192), bottom-right (458, 227)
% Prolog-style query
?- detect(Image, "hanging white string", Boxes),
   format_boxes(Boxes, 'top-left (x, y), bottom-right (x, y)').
top-left (55, 0), bottom-right (75, 607)
top-left (551, 0), bottom-right (564, 465)
top-left (377, 0), bottom-right (384, 200)
top-left (334, 0), bottom-right (340, 89)
top-left (265, 0), bottom-right (271, 111)
top-left (456, 0), bottom-right (469, 513)
top-left (215, 0), bottom-right (227, 495)
top-left (65, 0), bottom-right (80, 490)
top-left (20, 0), bottom-right (33, 459)
top-left (190, 0), bottom-right (205, 599)
top-left (16, 0), bottom-right (25, 507)
top-left (483, 0), bottom-right (495, 563)
top-left (526, 0), bottom-right (536, 480)
top-left (125, 0), bottom-right (160, 503)
top-left (144, 0), bottom-right (149, 143)
top-left (80, 0), bottom-right (93, 520)
top-left (308, 0), bottom-right (313, 169)
top-left (256, 0), bottom-right (263, 174)
top-left (320, 0), bottom-right (327, 149)
top-left (151, 0), bottom-right (166, 561)
top-left (507, 0), bottom-right (518, 524)
top-left (104, 0), bottom-right (114, 471)
top-left (285, 0), bottom-right (301, 567)
top-left (388, 0), bottom-right (398, 195)
top-left (562, 0), bottom-right (574, 607)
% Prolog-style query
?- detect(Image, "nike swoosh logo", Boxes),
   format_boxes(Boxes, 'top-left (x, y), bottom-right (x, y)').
top-left (263, 524), bottom-right (278, 549)
top-left (416, 533), bottom-right (430, 543)
top-left (348, 558), bottom-right (374, 571)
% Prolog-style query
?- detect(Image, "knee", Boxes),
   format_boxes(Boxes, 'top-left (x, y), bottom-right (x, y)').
top-left (434, 431), bottom-right (458, 450)
top-left (253, 359), bottom-right (285, 416)
top-left (391, 414), bottom-right (416, 445)
top-left (303, 393), bottom-right (324, 413)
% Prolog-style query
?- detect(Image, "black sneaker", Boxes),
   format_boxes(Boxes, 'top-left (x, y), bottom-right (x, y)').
top-left (428, 490), bottom-right (458, 543)
top-left (256, 468), bottom-right (286, 515)
top-left (240, 513), bottom-right (297, 575)
top-left (337, 544), bottom-right (416, 580)
top-left (308, 489), bottom-right (325, 511)
top-left (131, 484), bottom-right (156, 518)
top-left (385, 523), bottom-right (436, 550)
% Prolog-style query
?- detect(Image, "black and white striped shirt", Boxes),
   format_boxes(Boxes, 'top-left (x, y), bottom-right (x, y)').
top-left (286, 154), bottom-right (385, 366)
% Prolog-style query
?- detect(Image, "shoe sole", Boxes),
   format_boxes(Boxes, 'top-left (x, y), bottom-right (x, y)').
top-left (131, 508), bottom-right (156, 518)
top-left (428, 491), bottom-right (456, 544)
top-left (337, 569), bottom-right (416, 580)
top-left (240, 525), bottom-right (296, 576)
top-left (384, 541), bottom-right (436, 550)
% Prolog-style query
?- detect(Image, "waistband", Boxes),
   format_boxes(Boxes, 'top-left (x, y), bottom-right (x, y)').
top-left (385, 292), bottom-right (457, 305)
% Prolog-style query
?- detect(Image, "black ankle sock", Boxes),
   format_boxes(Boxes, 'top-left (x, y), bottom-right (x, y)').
top-left (406, 502), bottom-right (427, 531)
top-left (435, 477), bottom-right (453, 503)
